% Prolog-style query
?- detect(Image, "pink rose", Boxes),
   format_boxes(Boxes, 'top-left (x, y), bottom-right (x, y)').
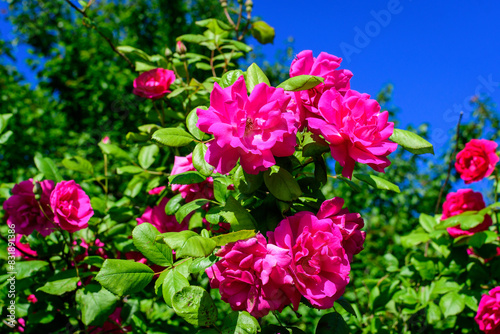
top-left (289, 50), bottom-right (353, 128)
top-left (50, 180), bottom-right (94, 233)
top-left (441, 189), bottom-right (492, 238)
top-left (455, 139), bottom-right (499, 184)
top-left (206, 233), bottom-right (300, 318)
top-left (196, 76), bottom-right (298, 174)
top-left (3, 179), bottom-right (55, 236)
top-left (136, 197), bottom-right (188, 233)
top-left (148, 186), bottom-right (166, 195)
top-left (307, 89), bottom-right (398, 179)
top-left (475, 287), bottom-right (500, 333)
top-left (14, 235), bottom-right (37, 258)
top-left (317, 197), bottom-right (365, 261)
top-left (171, 154), bottom-right (214, 202)
top-left (101, 136), bottom-right (110, 144)
top-left (27, 294), bottom-right (38, 303)
top-left (133, 68), bottom-right (176, 100)
top-left (267, 211), bottom-right (351, 309)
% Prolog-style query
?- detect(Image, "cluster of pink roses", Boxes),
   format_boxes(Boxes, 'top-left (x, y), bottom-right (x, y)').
top-left (196, 50), bottom-right (397, 178)
top-left (3, 179), bottom-right (94, 236)
top-left (206, 197), bottom-right (365, 317)
top-left (440, 139), bottom-right (498, 238)
top-left (476, 287), bottom-right (500, 333)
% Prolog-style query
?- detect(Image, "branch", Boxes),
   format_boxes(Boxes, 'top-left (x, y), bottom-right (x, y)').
top-left (63, 0), bottom-right (135, 69)
top-left (434, 111), bottom-right (463, 214)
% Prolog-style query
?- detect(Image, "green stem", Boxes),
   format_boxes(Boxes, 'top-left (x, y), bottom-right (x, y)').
top-left (153, 101), bottom-right (166, 127)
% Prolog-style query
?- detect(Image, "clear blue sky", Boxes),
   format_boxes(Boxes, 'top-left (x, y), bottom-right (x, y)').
top-left (252, 0), bottom-right (500, 153)
top-left (2, 0), bottom-right (500, 154)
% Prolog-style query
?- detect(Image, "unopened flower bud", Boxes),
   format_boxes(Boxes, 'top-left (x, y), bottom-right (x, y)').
top-left (33, 182), bottom-right (42, 201)
top-left (176, 41), bottom-right (187, 55)
top-left (220, 0), bottom-right (228, 8)
top-left (245, 0), bottom-right (253, 12)
top-left (164, 47), bottom-right (173, 58)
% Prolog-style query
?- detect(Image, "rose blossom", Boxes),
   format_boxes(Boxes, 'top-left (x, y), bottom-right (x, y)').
top-left (133, 68), bottom-right (175, 100)
top-left (89, 307), bottom-right (131, 334)
top-left (196, 76), bottom-right (298, 174)
top-left (455, 139), bottom-right (499, 184)
top-left (50, 180), bottom-right (94, 233)
top-left (171, 154), bottom-right (214, 202)
top-left (307, 89), bottom-right (398, 179)
top-left (441, 189), bottom-right (492, 238)
top-left (3, 179), bottom-right (55, 236)
top-left (316, 197), bottom-right (365, 261)
top-left (136, 197), bottom-right (188, 233)
top-left (14, 235), bottom-right (37, 258)
top-left (475, 287), bottom-right (500, 333)
top-left (148, 186), bottom-right (166, 195)
top-left (288, 50), bottom-right (353, 128)
top-left (205, 233), bottom-right (300, 318)
top-left (267, 211), bottom-right (351, 309)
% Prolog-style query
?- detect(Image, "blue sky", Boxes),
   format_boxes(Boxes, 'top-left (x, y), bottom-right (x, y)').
top-left (252, 0), bottom-right (500, 153)
top-left (2, 0), bottom-right (500, 154)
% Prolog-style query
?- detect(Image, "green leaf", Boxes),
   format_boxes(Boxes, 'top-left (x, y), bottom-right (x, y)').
top-left (169, 171), bottom-right (206, 185)
top-left (277, 75), bottom-right (324, 91)
top-left (95, 259), bottom-right (154, 296)
top-left (116, 45), bottom-right (151, 61)
top-left (435, 211), bottom-right (485, 230)
top-left (0, 113), bottom-right (12, 133)
top-left (163, 269), bottom-right (190, 307)
top-left (353, 173), bottom-right (400, 193)
top-left (76, 284), bottom-right (118, 326)
top-left (98, 142), bottom-right (133, 161)
top-left (213, 177), bottom-right (232, 204)
top-left (439, 292), bottom-right (465, 318)
top-left (165, 193), bottom-right (184, 215)
top-left (419, 213), bottom-right (437, 233)
top-left (390, 128), bottom-right (434, 155)
top-left (193, 143), bottom-right (214, 177)
top-left (132, 223), bottom-right (173, 266)
top-left (189, 256), bottom-right (217, 274)
top-left (116, 165), bottom-right (144, 175)
top-left (234, 166), bottom-right (263, 194)
top-left (264, 166), bottom-right (302, 201)
top-left (172, 286), bottom-right (218, 327)
top-left (158, 230), bottom-right (216, 258)
top-left (211, 230), bottom-right (256, 247)
top-left (251, 21), bottom-right (275, 44)
top-left (0, 130), bottom-right (12, 144)
top-left (34, 154), bottom-right (63, 182)
top-left (37, 270), bottom-right (80, 295)
top-left (220, 196), bottom-right (257, 231)
top-left (427, 302), bottom-right (442, 325)
top-left (152, 128), bottom-right (194, 147)
top-left (316, 312), bottom-right (349, 334)
top-left (220, 70), bottom-right (245, 88)
top-left (221, 311), bottom-right (260, 334)
top-left (186, 108), bottom-right (205, 140)
top-left (245, 63), bottom-right (270, 93)
top-left (335, 297), bottom-right (357, 317)
top-left (176, 34), bottom-right (208, 44)
top-left (401, 232), bottom-right (430, 248)
top-left (16, 261), bottom-right (49, 280)
top-left (175, 199), bottom-right (210, 223)
top-left (410, 255), bottom-right (435, 280)
top-left (222, 40), bottom-right (253, 53)
top-left (62, 156), bottom-right (93, 174)
top-left (314, 156), bottom-right (328, 186)
top-left (138, 144), bottom-right (159, 169)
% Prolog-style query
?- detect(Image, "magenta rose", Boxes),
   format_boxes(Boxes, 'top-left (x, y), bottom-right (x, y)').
top-left (14, 235), bottom-right (37, 259)
top-left (475, 287), bottom-right (500, 333)
top-left (50, 180), bottom-right (94, 233)
top-left (307, 89), bottom-right (398, 179)
top-left (136, 197), bottom-right (188, 233)
top-left (88, 307), bottom-right (131, 334)
top-left (288, 50), bottom-right (353, 128)
top-left (148, 186), bottom-right (166, 195)
top-left (441, 189), bottom-right (492, 238)
top-left (3, 179), bottom-right (55, 236)
top-left (317, 197), bottom-right (365, 261)
top-left (455, 139), bottom-right (499, 184)
top-left (267, 211), bottom-right (351, 309)
top-left (206, 233), bottom-right (300, 318)
top-left (196, 76), bottom-right (298, 174)
top-left (171, 154), bottom-right (214, 202)
top-left (133, 68), bottom-right (176, 100)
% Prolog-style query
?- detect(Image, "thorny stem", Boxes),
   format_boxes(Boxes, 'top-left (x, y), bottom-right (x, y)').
top-left (435, 112), bottom-right (463, 215)
top-left (63, 0), bottom-right (135, 69)
top-left (153, 101), bottom-right (166, 127)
